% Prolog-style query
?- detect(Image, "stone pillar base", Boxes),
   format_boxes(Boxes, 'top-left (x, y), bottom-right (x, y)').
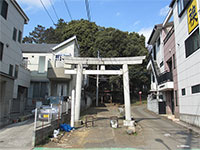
top-left (123, 120), bottom-right (135, 127)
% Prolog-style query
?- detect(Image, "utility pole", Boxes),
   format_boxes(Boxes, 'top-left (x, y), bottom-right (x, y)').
top-left (96, 51), bottom-right (100, 106)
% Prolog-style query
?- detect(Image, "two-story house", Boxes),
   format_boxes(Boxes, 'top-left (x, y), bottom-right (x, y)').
top-left (22, 36), bottom-right (82, 106)
top-left (0, 0), bottom-right (30, 127)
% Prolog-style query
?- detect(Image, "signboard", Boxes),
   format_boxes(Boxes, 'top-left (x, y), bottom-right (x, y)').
top-left (187, 0), bottom-right (199, 33)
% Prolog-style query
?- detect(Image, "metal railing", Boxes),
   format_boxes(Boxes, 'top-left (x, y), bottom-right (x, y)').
top-left (157, 71), bottom-right (173, 85)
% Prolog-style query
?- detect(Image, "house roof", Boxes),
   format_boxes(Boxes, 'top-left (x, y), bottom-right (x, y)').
top-left (169, 0), bottom-right (176, 8)
top-left (21, 44), bottom-right (58, 53)
top-left (11, 0), bottom-right (29, 24)
top-left (147, 22), bottom-right (174, 45)
top-left (52, 36), bottom-right (79, 51)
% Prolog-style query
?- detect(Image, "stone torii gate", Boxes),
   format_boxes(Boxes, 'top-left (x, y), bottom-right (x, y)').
top-left (64, 56), bottom-right (145, 126)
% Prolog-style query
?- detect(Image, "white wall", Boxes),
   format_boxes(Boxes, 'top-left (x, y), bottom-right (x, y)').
top-left (172, 1), bottom-right (200, 117)
top-left (22, 53), bottom-right (53, 81)
top-left (0, 0), bottom-right (30, 98)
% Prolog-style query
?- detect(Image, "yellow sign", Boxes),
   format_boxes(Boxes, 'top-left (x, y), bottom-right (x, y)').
top-left (43, 114), bottom-right (49, 118)
top-left (187, 0), bottom-right (199, 33)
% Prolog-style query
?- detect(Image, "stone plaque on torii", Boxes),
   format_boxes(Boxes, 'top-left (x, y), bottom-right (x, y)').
top-left (64, 56), bottom-right (145, 126)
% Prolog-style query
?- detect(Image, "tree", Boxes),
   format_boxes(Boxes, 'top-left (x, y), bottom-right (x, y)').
top-left (23, 19), bottom-right (150, 98)
top-left (23, 25), bottom-right (46, 44)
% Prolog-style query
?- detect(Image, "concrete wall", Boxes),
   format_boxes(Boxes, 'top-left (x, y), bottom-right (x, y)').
top-left (172, 0), bottom-right (200, 126)
top-left (0, 75), bottom-right (14, 127)
top-left (147, 95), bottom-right (159, 114)
top-left (0, 0), bottom-right (30, 120)
top-left (35, 113), bottom-right (70, 145)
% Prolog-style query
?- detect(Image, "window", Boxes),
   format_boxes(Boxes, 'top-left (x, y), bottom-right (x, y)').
top-left (0, 41), bottom-right (3, 61)
top-left (177, 0), bottom-right (190, 16)
top-left (38, 56), bottom-right (46, 73)
top-left (32, 82), bottom-right (48, 98)
top-left (13, 28), bottom-right (17, 41)
top-left (182, 88), bottom-right (186, 96)
top-left (9, 64), bottom-right (13, 76)
top-left (153, 45), bottom-right (156, 60)
top-left (160, 61), bottom-right (164, 68)
top-left (175, 90), bottom-right (178, 106)
top-left (0, 0), bottom-right (8, 20)
top-left (192, 84), bottom-right (200, 94)
top-left (185, 28), bottom-right (200, 57)
top-left (18, 30), bottom-right (22, 43)
top-left (152, 73), bottom-right (155, 83)
top-left (14, 65), bottom-right (19, 78)
top-left (173, 54), bottom-right (176, 69)
top-left (157, 37), bottom-right (160, 47)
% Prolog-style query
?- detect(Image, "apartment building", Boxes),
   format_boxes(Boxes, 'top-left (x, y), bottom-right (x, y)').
top-left (169, 0), bottom-right (200, 127)
top-left (148, 0), bottom-right (200, 127)
top-left (0, 0), bottom-right (30, 127)
top-left (147, 21), bottom-right (179, 117)
top-left (22, 36), bottom-right (80, 106)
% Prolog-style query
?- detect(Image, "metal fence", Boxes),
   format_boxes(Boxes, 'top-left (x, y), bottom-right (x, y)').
top-left (32, 99), bottom-right (71, 146)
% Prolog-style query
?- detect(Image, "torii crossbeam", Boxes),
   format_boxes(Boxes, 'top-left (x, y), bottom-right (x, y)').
top-left (64, 56), bottom-right (146, 126)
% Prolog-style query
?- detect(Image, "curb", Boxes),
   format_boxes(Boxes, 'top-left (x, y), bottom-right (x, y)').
top-left (144, 107), bottom-right (200, 135)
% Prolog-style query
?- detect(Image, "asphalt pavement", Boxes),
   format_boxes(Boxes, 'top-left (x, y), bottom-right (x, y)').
top-left (0, 119), bottom-right (34, 150)
top-left (40, 104), bottom-right (200, 150)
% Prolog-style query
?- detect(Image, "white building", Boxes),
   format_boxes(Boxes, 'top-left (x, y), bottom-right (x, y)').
top-left (0, 0), bottom-right (30, 127)
top-left (170, 0), bottom-right (200, 127)
top-left (22, 36), bottom-right (81, 106)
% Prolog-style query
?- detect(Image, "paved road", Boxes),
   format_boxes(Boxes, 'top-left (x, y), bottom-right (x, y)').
top-left (132, 105), bottom-right (200, 150)
top-left (0, 119), bottom-right (34, 150)
top-left (41, 104), bottom-right (200, 150)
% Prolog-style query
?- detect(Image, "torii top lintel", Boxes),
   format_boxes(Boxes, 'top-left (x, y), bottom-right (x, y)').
top-left (64, 56), bottom-right (146, 65)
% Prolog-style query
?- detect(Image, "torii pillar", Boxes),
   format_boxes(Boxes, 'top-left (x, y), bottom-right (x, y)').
top-left (75, 64), bottom-right (83, 121)
top-left (123, 64), bottom-right (131, 121)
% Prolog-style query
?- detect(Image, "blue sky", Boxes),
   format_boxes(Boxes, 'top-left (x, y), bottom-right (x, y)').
top-left (16, 0), bottom-right (172, 42)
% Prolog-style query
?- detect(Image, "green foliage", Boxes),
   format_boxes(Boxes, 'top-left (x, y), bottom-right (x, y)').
top-left (23, 19), bottom-right (150, 96)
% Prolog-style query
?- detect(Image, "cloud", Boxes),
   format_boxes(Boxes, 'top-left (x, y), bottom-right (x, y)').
top-left (16, 0), bottom-right (55, 10)
top-left (133, 20), bottom-right (140, 27)
top-left (116, 12), bottom-right (121, 16)
top-left (138, 26), bottom-right (153, 45)
top-left (159, 5), bottom-right (170, 17)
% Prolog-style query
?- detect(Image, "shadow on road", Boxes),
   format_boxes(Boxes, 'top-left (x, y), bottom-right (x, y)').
top-left (134, 117), bottom-right (161, 123)
top-left (155, 138), bottom-right (172, 150)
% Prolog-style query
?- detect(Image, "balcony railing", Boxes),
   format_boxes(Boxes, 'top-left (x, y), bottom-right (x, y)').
top-left (158, 71), bottom-right (173, 85)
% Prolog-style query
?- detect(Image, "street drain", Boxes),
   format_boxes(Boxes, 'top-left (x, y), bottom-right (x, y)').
top-left (0, 141), bottom-right (4, 143)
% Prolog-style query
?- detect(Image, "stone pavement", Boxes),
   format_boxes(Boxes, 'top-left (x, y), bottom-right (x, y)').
top-left (40, 104), bottom-right (200, 150)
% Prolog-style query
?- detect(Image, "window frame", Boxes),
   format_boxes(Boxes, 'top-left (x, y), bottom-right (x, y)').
top-left (185, 27), bottom-right (200, 58)
top-left (18, 30), bottom-right (22, 43)
top-left (177, 0), bottom-right (191, 17)
top-left (182, 88), bottom-right (186, 96)
top-left (9, 64), bottom-right (13, 76)
top-left (0, 0), bottom-right (8, 20)
top-left (191, 84), bottom-right (200, 94)
top-left (14, 65), bottom-right (19, 78)
top-left (13, 27), bottom-right (17, 41)
top-left (0, 41), bottom-right (3, 61)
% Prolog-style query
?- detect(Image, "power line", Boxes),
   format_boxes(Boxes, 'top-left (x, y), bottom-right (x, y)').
top-left (64, 0), bottom-right (73, 21)
top-left (39, 0), bottom-right (55, 25)
top-left (49, 0), bottom-right (59, 20)
top-left (85, 0), bottom-right (91, 22)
